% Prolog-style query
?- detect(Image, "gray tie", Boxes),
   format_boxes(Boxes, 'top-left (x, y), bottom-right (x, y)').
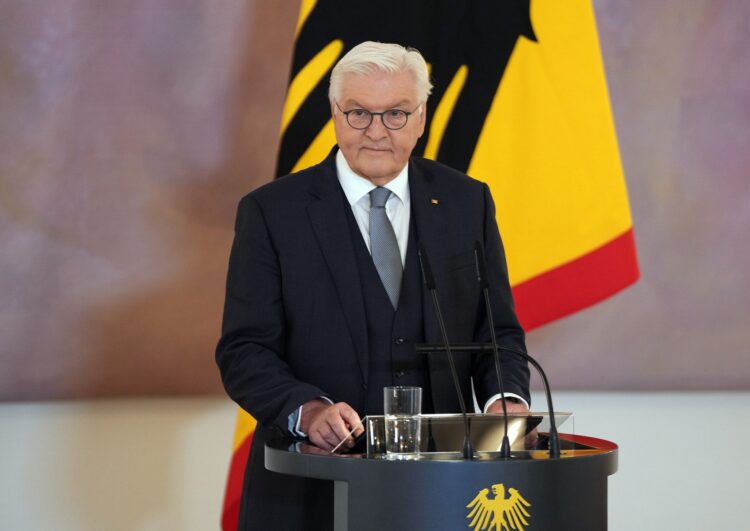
top-left (369, 187), bottom-right (402, 309)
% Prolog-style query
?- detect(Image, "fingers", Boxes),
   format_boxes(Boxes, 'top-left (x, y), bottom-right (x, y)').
top-left (308, 425), bottom-right (339, 451)
top-left (307, 402), bottom-right (362, 452)
top-left (339, 404), bottom-right (364, 437)
top-left (524, 427), bottom-right (539, 450)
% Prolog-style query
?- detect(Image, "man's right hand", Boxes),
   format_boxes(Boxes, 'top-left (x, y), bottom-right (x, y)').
top-left (299, 399), bottom-right (364, 452)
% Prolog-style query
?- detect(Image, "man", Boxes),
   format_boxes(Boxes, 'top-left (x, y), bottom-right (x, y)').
top-left (216, 42), bottom-right (530, 530)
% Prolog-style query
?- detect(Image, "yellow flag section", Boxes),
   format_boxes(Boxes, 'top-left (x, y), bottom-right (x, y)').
top-left (286, 42), bottom-right (340, 173)
top-left (468, 0), bottom-right (638, 329)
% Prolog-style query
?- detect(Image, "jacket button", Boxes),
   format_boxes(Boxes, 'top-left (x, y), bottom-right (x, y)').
top-left (393, 338), bottom-right (405, 345)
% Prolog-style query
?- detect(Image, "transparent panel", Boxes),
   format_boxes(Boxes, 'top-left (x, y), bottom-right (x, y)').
top-left (349, 412), bottom-right (574, 460)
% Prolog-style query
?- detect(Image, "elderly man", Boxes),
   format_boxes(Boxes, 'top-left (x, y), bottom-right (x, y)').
top-left (217, 41), bottom-right (530, 531)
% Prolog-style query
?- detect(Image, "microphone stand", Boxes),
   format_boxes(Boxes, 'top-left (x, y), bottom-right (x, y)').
top-left (474, 242), bottom-right (512, 458)
top-left (418, 243), bottom-right (474, 459)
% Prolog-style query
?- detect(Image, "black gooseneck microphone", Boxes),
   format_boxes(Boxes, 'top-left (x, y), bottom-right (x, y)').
top-left (417, 242), bottom-right (474, 460)
top-left (474, 241), bottom-right (512, 459)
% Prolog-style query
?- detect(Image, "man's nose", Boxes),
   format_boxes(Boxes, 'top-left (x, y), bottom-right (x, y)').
top-left (365, 115), bottom-right (388, 140)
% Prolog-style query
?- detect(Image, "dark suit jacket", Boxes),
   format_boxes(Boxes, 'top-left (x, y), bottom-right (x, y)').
top-left (216, 147), bottom-right (529, 529)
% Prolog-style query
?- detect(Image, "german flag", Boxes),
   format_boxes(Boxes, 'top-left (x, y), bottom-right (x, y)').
top-left (221, 1), bottom-right (638, 528)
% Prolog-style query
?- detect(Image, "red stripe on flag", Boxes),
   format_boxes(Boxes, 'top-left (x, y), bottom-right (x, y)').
top-left (221, 433), bottom-right (253, 531)
top-left (512, 229), bottom-right (639, 331)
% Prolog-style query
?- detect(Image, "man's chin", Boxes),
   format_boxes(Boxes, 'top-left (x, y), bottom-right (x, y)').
top-left (359, 149), bottom-right (392, 163)
top-left (360, 168), bottom-right (397, 183)
top-left (352, 157), bottom-right (398, 182)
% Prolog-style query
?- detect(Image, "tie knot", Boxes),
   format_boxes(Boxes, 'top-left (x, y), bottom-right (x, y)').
top-left (370, 187), bottom-right (391, 208)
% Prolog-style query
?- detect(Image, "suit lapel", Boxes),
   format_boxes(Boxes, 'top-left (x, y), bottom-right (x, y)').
top-left (411, 159), bottom-right (473, 412)
top-left (307, 151), bottom-right (369, 384)
top-left (409, 159), bottom-right (446, 346)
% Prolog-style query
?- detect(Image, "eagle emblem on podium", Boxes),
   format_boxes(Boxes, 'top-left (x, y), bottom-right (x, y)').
top-left (466, 483), bottom-right (531, 530)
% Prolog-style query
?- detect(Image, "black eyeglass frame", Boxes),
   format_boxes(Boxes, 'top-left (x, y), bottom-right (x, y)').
top-left (334, 102), bottom-right (421, 130)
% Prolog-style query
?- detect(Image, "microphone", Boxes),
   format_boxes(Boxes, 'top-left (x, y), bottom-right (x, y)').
top-left (417, 242), bottom-right (474, 459)
top-left (474, 241), bottom-right (512, 458)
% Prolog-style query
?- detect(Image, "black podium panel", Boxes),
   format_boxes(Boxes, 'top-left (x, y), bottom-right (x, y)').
top-left (266, 434), bottom-right (617, 531)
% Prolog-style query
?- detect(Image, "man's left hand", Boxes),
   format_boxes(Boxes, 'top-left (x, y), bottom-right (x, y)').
top-left (486, 399), bottom-right (528, 416)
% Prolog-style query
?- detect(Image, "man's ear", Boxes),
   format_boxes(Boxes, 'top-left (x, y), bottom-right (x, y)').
top-left (417, 104), bottom-right (427, 138)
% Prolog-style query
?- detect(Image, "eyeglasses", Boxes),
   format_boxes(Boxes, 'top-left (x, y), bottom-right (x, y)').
top-left (335, 102), bottom-right (421, 130)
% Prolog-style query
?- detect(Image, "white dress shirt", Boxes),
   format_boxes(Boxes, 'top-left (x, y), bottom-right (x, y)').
top-left (335, 150), bottom-right (410, 266)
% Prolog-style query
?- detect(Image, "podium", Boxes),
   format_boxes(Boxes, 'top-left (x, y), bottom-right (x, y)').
top-left (265, 413), bottom-right (618, 531)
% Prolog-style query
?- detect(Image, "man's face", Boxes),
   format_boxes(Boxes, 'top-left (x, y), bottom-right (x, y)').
top-left (332, 70), bottom-right (426, 185)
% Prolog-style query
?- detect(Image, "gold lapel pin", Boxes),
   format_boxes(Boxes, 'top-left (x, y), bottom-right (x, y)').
top-left (431, 198), bottom-right (439, 205)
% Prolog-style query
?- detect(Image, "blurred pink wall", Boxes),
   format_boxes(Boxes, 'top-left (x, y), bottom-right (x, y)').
top-left (0, 1), bottom-right (299, 399)
top-left (527, 0), bottom-right (750, 390)
top-left (1, 0), bottom-right (748, 400)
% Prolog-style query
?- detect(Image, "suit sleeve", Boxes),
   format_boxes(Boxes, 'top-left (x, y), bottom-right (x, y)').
top-left (471, 183), bottom-right (531, 405)
top-left (216, 195), bottom-right (328, 432)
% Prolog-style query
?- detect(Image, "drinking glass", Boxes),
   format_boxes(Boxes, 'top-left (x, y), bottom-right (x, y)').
top-left (383, 386), bottom-right (422, 459)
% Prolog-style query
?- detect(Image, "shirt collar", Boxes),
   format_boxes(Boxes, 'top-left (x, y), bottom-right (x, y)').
top-left (336, 149), bottom-right (410, 207)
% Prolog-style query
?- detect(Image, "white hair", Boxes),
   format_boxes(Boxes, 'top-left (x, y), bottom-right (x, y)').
top-left (328, 41), bottom-right (433, 104)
